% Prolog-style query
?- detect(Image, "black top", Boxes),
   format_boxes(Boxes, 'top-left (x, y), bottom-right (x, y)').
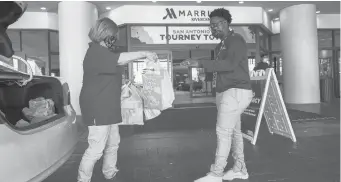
top-left (201, 32), bottom-right (251, 93)
top-left (79, 42), bottom-right (123, 126)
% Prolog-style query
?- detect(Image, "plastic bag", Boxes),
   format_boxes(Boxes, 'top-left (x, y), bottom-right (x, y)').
top-left (119, 82), bottom-right (144, 125)
top-left (22, 97), bottom-right (56, 122)
top-left (144, 108), bottom-right (161, 121)
top-left (141, 60), bottom-right (175, 111)
top-left (15, 119), bottom-right (30, 127)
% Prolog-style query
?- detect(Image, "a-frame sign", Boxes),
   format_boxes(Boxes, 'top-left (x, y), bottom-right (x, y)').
top-left (241, 68), bottom-right (297, 145)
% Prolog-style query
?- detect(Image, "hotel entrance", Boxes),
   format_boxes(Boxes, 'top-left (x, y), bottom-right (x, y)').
top-left (119, 23), bottom-right (269, 106)
top-left (172, 49), bottom-right (216, 105)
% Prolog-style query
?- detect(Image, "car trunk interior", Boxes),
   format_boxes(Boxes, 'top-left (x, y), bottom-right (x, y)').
top-left (0, 76), bottom-right (65, 127)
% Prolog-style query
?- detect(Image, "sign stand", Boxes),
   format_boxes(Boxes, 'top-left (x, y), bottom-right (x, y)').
top-left (242, 68), bottom-right (297, 145)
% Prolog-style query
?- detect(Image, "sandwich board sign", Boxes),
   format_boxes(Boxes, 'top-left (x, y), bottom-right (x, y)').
top-left (241, 68), bottom-right (297, 145)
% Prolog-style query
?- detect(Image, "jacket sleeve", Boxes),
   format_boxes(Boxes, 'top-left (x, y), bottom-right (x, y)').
top-left (200, 36), bottom-right (247, 72)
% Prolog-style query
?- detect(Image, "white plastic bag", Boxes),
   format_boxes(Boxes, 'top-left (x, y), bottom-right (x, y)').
top-left (120, 82), bottom-right (144, 125)
top-left (144, 108), bottom-right (161, 120)
top-left (140, 59), bottom-right (174, 110)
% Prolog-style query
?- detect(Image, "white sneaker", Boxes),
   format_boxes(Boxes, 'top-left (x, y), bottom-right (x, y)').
top-left (194, 174), bottom-right (223, 182)
top-left (222, 170), bottom-right (249, 180)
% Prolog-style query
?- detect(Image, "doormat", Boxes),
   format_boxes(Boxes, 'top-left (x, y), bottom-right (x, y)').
top-left (287, 109), bottom-right (337, 122)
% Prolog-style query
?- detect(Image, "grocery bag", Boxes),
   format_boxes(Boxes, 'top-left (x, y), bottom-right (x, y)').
top-left (22, 97), bottom-right (56, 123)
top-left (144, 108), bottom-right (161, 120)
top-left (120, 82), bottom-right (144, 125)
top-left (141, 61), bottom-right (175, 111)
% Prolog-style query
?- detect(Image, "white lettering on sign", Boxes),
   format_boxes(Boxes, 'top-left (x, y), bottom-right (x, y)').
top-left (250, 70), bottom-right (266, 77)
top-left (251, 97), bottom-right (261, 104)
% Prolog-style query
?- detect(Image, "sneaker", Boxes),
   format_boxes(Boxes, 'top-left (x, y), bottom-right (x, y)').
top-left (222, 170), bottom-right (249, 180)
top-left (194, 174), bottom-right (223, 182)
top-left (104, 170), bottom-right (119, 180)
top-left (104, 171), bottom-right (122, 181)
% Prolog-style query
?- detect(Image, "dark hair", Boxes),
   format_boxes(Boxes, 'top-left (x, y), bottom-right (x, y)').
top-left (209, 8), bottom-right (232, 24)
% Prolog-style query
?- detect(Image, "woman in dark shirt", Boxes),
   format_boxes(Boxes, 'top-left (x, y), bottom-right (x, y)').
top-left (77, 17), bottom-right (157, 182)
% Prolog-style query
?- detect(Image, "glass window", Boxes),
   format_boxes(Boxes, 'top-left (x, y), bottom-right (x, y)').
top-left (231, 26), bottom-right (256, 44)
top-left (334, 30), bottom-right (340, 47)
top-left (21, 31), bottom-right (49, 75)
top-left (130, 26), bottom-right (167, 45)
top-left (173, 50), bottom-right (190, 60)
top-left (248, 57), bottom-right (256, 72)
top-left (6, 30), bottom-right (21, 52)
top-left (116, 26), bottom-right (127, 46)
top-left (318, 30), bottom-right (333, 48)
top-left (190, 49), bottom-right (211, 59)
top-left (271, 34), bottom-right (281, 51)
top-left (50, 54), bottom-right (59, 76)
top-left (49, 31), bottom-right (59, 53)
top-left (318, 50), bottom-right (333, 78)
top-left (259, 28), bottom-right (269, 52)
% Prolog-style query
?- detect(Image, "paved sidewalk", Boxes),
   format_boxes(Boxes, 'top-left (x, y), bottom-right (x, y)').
top-left (43, 108), bottom-right (340, 182)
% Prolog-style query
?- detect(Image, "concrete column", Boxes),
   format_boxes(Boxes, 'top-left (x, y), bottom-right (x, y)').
top-left (58, 1), bottom-right (98, 114)
top-left (280, 4), bottom-right (320, 104)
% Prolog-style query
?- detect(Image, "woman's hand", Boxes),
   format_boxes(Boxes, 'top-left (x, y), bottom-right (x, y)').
top-left (145, 52), bottom-right (158, 62)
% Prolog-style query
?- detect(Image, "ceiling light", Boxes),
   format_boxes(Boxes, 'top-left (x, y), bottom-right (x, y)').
top-left (268, 9), bottom-right (273, 12)
top-left (40, 7), bottom-right (46, 10)
top-left (239, 1), bottom-right (244, 4)
top-left (152, 0), bottom-right (157, 2)
top-left (316, 10), bottom-right (320, 13)
top-left (105, 6), bottom-right (111, 10)
top-left (197, 0), bottom-right (202, 3)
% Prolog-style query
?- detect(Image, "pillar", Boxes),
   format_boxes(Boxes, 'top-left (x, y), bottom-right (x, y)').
top-left (280, 4), bottom-right (320, 104)
top-left (58, 1), bottom-right (98, 114)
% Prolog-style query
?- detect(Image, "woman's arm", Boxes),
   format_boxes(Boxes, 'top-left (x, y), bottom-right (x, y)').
top-left (118, 51), bottom-right (157, 65)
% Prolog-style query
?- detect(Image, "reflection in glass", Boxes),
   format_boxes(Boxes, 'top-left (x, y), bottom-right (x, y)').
top-left (319, 50), bottom-right (333, 78)
top-left (271, 34), bottom-right (281, 51)
top-left (50, 54), bottom-right (59, 76)
top-left (318, 30), bottom-right (333, 48)
top-left (248, 57), bottom-right (256, 71)
top-left (21, 31), bottom-right (49, 75)
top-left (334, 30), bottom-right (340, 47)
top-left (190, 67), bottom-right (213, 97)
top-left (49, 31), bottom-right (59, 53)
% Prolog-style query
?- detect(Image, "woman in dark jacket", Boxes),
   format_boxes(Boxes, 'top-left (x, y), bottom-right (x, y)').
top-left (77, 17), bottom-right (157, 182)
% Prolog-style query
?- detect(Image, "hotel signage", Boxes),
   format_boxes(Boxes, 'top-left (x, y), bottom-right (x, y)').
top-left (162, 8), bottom-right (211, 22)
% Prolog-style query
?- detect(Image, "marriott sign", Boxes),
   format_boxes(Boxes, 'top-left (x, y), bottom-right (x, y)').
top-left (162, 8), bottom-right (211, 22)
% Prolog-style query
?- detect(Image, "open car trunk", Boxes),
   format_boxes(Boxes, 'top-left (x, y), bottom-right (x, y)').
top-left (0, 75), bottom-right (66, 129)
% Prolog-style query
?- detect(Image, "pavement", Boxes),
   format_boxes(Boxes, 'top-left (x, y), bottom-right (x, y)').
top-left (43, 106), bottom-right (340, 182)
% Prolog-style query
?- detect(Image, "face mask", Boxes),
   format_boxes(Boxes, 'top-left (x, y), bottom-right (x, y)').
top-left (104, 35), bottom-right (117, 50)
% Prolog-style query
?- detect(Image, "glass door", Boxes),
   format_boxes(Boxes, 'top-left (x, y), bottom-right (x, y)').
top-left (333, 49), bottom-right (340, 98)
top-left (189, 49), bottom-right (214, 98)
top-left (319, 50), bottom-right (334, 102)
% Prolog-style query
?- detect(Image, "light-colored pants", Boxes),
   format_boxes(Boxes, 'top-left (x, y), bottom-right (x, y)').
top-left (210, 88), bottom-right (253, 176)
top-left (77, 124), bottom-right (120, 182)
